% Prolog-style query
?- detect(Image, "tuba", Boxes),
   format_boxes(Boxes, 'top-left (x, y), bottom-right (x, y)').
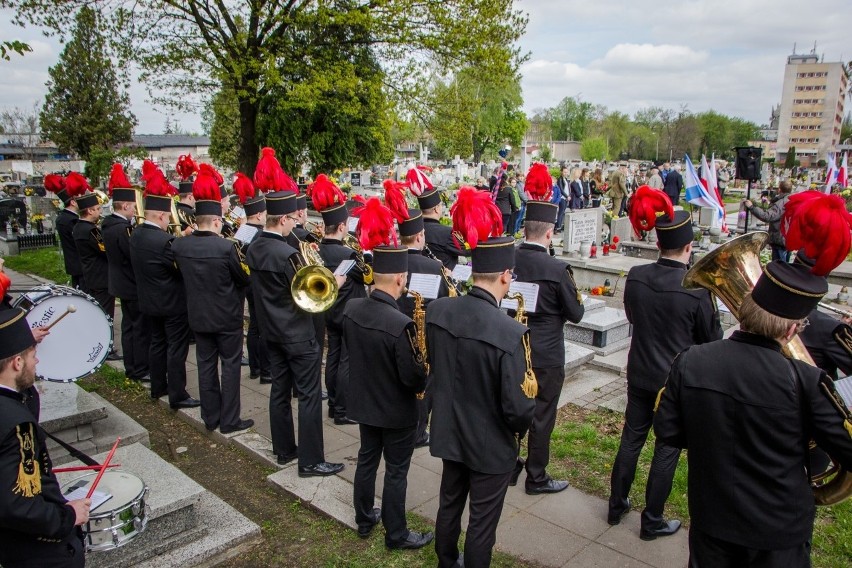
top-left (683, 231), bottom-right (852, 506)
top-left (290, 239), bottom-right (338, 313)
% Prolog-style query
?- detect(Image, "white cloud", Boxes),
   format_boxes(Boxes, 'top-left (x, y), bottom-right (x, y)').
top-left (593, 43), bottom-right (709, 71)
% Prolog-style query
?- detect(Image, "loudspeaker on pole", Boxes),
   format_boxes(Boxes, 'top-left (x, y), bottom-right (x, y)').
top-left (734, 147), bottom-right (763, 181)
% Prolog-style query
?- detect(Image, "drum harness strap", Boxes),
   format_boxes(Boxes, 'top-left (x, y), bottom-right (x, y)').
top-left (43, 430), bottom-right (99, 467)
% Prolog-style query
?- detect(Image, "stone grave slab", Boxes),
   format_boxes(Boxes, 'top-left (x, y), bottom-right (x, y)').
top-left (563, 208), bottom-right (603, 254)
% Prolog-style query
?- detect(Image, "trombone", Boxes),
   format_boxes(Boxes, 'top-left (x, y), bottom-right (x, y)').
top-left (290, 239), bottom-right (338, 313)
top-left (818, 302), bottom-right (852, 319)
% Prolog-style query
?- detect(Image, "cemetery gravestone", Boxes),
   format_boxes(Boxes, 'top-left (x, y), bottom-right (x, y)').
top-left (563, 208), bottom-right (603, 254)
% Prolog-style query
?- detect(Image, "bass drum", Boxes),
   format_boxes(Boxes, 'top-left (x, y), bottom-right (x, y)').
top-left (13, 285), bottom-right (113, 382)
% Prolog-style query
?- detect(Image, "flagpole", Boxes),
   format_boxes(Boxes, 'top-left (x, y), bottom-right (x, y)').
top-left (744, 179), bottom-right (752, 233)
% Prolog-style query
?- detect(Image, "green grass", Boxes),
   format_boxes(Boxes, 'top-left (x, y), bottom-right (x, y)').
top-left (3, 246), bottom-right (69, 284)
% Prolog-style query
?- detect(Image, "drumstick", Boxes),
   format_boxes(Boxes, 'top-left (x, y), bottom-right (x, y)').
top-left (43, 305), bottom-right (77, 331)
top-left (86, 437), bottom-right (120, 499)
top-left (53, 464), bottom-right (120, 474)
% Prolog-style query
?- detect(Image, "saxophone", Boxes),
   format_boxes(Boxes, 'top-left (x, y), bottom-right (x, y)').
top-left (506, 292), bottom-right (538, 399)
top-left (409, 289), bottom-right (429, 400)
top-left (423, 244), bottom-right (461, 297)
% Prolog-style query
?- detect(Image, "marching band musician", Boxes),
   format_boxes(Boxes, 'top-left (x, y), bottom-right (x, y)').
top-left (175, 154), bottom-right (198, 235)
top-left (343, 199), bottom-right (433, 550)
top-left (45, 173), bottom-right (86, 290)
top-left (0, 308), bottom-right (90, 568)
top-left (102, 164), bottom-right (150, 383)
top-left (310, 175), bottom-right (369, 425)
top-left (172, 165), bottom-right (253, 434)
top-left (608, 187), bottom-right (721, 540)
top-left (245, 190), bottom-right (345, 475)
top-left (411, 167), bottom-right (464, 271)
top-left (655, 192), bottom-right (852, 567)
top-left (511, 163), bottom-right (585, 495)
top-left (427, 187), bottom-right (536, 568)
top-left (291, 192), bottom-right (313, 243)
top-left (129, 161), bottom-right (200, 411)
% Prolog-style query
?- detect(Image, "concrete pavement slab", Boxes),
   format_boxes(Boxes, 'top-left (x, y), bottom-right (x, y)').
top-left (495, 511), bottom-right (588, 566)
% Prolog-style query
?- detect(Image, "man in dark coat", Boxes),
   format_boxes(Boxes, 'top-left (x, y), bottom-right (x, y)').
top-left (0, 308), bottom-right (91, 568)
top-left (655, 261), bottom-right (852, 566)
top-left (102, 187), bottom-right (150, 382)
top-left (245, 191), bottom-right (344, 475)
top-left (428, 235), bottom-right (536, 568)
top-left (53, 186), bottom-right (85, 290)
top-left (417, 188), bottom-right (464, 270)
top-left (176, 180), bottom-right (197, 234)
top-left (240, 190), bottom-right (270, 383)
top-left (512, 200), bottom-right (585, 494)
top-left (608, 206), bottom-right (722, 540)
top-left (343, 245), bottom-right (433, 550)
top-left (71, 192), bottom-right (114, 318)
top-left (661, 163), bottom-right (683, 207)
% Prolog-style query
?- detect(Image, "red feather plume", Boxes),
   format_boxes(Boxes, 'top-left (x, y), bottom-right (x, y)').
top-left (176, 154), bottom-right (198, 181)
top-left (382, 179), bottom-right (410, 222)
top-left (449, 186), bottom-right (503, 249)
top-left (0, 270), bottom-right (10, 299)
top-left (308, 174), bottom-right (347, 211)
top-left (233, 173), bottom-right (256, 205)
top-left (64, 172), bottom-right (91, 198)
top-left (44, 174), bottom-right (65, 195)
top-left (141, 160), bottom-right (176, 197)
top-left (525, 162), bottom-right (552, 201)
top-left (406, 166), bottom-right (433, 196)
top-left (628, 186), bottom-right (674, 236)
top-left (353, 197), bottom-right (397, 250)
top-left (782, 191), bottom-right (852, 276)
top-left (107, 164), bottom-right (133, 196)
top-left (193, 163), bottom-right (223, 201)
top-left (254, 147), bottom-right (298, 192)
top-left (141, 159), bottom-right (158, 181)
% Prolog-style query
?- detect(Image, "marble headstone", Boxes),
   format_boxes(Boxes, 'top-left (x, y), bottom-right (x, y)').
top-left (563, 208), bottom-right (603, 254)
top-left (610, 216), bottom-right (634, 244)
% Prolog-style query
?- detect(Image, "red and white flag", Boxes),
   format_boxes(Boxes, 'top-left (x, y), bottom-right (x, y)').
top-left (838, 152), bottom-right (848, 189)
top-left (824, 153), bottom-right (838, 193)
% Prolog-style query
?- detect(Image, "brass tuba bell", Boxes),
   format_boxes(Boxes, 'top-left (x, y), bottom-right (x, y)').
top-left (683, 231), bottom-right (852, 506)
top-left (291, 240), bottom-right (338, 313)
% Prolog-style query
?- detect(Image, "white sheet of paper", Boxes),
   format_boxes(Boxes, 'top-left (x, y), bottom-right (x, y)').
top-left (231, 205), bottom-right (246, 220)
top-left (715, 296), bottom-right (731, 313)
top-left (334, 259), bottom-right (355, 276)
top-left (64, 486), bottom-right (112, 511)
top-left (347, 217), bottom-right (359, 232)
top-left (500, 282), bottom-right (540, 313)
top-left (451, 264), bottom-right (472, 282)
top-left (835, 376), bottom-right (852, 411)
top-left (408, 273), bottom-right (442, 299)
top-left (233, 223), bottom-right (258, 245)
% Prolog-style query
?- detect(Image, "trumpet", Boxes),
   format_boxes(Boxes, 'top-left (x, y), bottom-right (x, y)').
top-left (342, 233), bottom-right (374, 285)
top-left (290, 239), bottom-right (338, 313)
top-left (221, 205), bottom-right (243, 239)
top-left (818, 302), bottom-right (852, 319)
top-left (303, 220), bottom-right (324, 243)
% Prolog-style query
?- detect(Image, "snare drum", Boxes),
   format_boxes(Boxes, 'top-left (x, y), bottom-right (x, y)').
top-left (13, 285), bottom-right (113, 382)
top-left (62, 470), bottom-right (148, 552)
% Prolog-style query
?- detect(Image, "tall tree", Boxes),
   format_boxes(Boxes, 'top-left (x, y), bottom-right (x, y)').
top-left (0, 102), bottom-right (40, 158)
top-left (38, 7), bottom-right (135, 161)
top-left (6, 0), bottom-right (527, 176)
top-left (546, 96), bottom-right (595, 142)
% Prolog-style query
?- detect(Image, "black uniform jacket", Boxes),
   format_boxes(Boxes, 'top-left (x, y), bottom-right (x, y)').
top-left (0, 388), bottom-right (79, 565)
top-left (55, 209), bottom-right (82, 277)
top-left (513, 242), bottom-right (585, 368)
top-left (172, 231), bottom-right (250, 333)
top-left (397, 249), bottom-right (449, 319)
top-left (427, 287), bottom-right (536, 474)
top-left (129, 223), bottom-right (187, 317)
top-left (800, 309), bottom-right (852, 380)
top-left (624, 258), bottom-right (721, 392)
top-left (423, 218), bottom-right (463, 270)
top-left (246, 231), bottom-right (315, 344)
top-left (655, 331), bottom-right (852, 550)
top-left (344, 289), bottom-right (427, 429)
top-left (102, 213), bottom-right (137, 300)
top-left (319, 238), bottom-right (368, 330)
top-left (72, 218), bottom-right (108, 290)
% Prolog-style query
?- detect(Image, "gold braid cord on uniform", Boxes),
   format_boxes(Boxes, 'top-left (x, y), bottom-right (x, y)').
top-left (235, 242), bottom-right (250, 275)
top-left (819, 377), bottom-right (852, 437)
top-left (507, 292), bottom-right (538, 399)
top-left (14, 424), bottom-right (41, 498)
top-left (832, 324), bottom-right (852, 360)
top-left (654, 387), bottom-right (666, 412)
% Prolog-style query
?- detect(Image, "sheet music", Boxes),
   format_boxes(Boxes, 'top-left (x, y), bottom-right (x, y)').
top-left (347, 217), bottom-right (359, 232)
top-left (500, 282), bottom-right (540, 313)
top-left (835, 376), bottom-right (852, 411)
top-left (451, 264), bottom-right (472, 282)
top-left (334, 259), bottom-right (355, 276)
top-left (408, 273), bottom-right (442, 299)
top-left (233, 223), bottom-right (258, 245)
top-left (231, 206), bottom-right (246, 220)
top-left (64, 485), bottom-right (112, 512)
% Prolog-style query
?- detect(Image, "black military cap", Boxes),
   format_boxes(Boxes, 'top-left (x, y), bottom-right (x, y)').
top-left (416, 188), bottom-right (442, 210)
top-left (111, 188), bottom-right (136, 203)
top-left (145, 194), bottom-right (173, 212)
top-left (320, 203), bottom-right (348, 227)
top-left (75, 192), bottom-right (100, 210)
top-left (399, 208), bottom-right (424, 237)
top-left (219, 185), bottom-right (228, 199)
top-left (195, 200), bottom-right (222, 217)
top-left (471, 236), bottom-right (516, 273)
top-left (655, 210), bottom-right (693, 250)
top-left (266, 191), bottom-right (297, 215)
top-left (295, 194), bottom-right (307, 211)
top-left (525, 201), bottom-right (558, 224)
top-left (244, 195), bottom-right (266, 217)
top-left (0, 308), bottom-right (36, 359)
top-left (752, 261), bottom-right (827, 319)
top-left (372, 245), bottom-right (409, 274)
top-left (178, 181), bottom-right (194, 195)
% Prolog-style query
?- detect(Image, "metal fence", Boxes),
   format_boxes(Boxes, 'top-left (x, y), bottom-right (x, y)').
top-left (17, 232), bottom-right (57, 251)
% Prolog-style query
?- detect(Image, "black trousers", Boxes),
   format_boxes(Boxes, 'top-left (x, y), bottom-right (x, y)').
top-left (524, 366), bottom-right (564, 488)
top-left (195, 328), bottom-right (243, 431)
top-left (609, 384), bottom-right (681, 528)
top-left (70, 274), bottom-right (84, 291)
top-left (435, 459), bottom-right (512, 568)
top-left (267, 338), bottom-right (325, 466)
top-left (325, 327), bottom-right (349, 418)
top-left (354, 423), bottom-right (416, 546)
top-left (88, 287), bottom-right (115, 320)
top-left (119, 297), bottom-right (150, 380)
top-left (147, 314), bottom-right (191, 405)
top-left (245, 289), bottom-right (269, 377)
top-left (415, 389), bottom-right (432, 445)
top-left (0, 529), bottom-right (84, 568)
top-left (689, 527), bottom-right (811, 568)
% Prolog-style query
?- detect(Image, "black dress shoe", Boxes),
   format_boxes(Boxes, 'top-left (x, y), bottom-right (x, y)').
top-left (249, 372), bottom-right (260, 380)
top-left (525, 479), bottom-right (569, 495)
top-left (298, 462), bottom-right (345, 477)
top-left (357, 507), bottom-right (381, 539)
top-left (387, 530), bottom-right (434, 550)
top-left (508, 458), bottom-right (525, 486)
top-left (221, 419), bottom-right (254, 434)
top-left (334, 416), bottom-right (358, 425)
top-left (414, 433), bottom-right (430, 448)
top-left (276, 450), bottom-right (298, 465)
top-left (170, 396), bottom-right (201, 409)
top-left (205, 423), bottom-right (219, 432)
top-left (640, 519), bottom-right (682, 541)
top-left (259, 376), bottom-right (272, 384)
top-left (607, 498), bottom-right (631, 526)
top-left (151, 391), bottom-right (167, 400)
top-left (106, 351), bottom-right (123, 361)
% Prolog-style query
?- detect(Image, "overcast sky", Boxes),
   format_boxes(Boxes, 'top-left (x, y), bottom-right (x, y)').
top-left (0, 0), bottom-right (849, 135)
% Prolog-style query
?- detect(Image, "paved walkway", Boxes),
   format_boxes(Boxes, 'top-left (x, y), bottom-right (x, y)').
top-left (5, 266), bottom-right (690, 568)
